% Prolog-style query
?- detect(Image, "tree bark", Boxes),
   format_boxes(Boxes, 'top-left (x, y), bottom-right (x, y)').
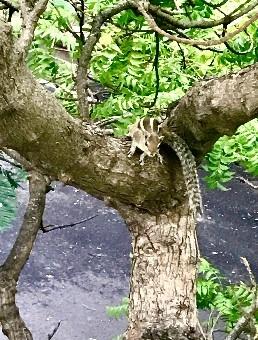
top-left (117, 201), bottom-right (203, 340)
top-left (0, 171), bottom-right (48, 340)
top-left (0, 23), bottom-right (258, 340)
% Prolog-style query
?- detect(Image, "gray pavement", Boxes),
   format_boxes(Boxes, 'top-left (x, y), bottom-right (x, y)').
top-left (0, 165), bottom-right (257, 339)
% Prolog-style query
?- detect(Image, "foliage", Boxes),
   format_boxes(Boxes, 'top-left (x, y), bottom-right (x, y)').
top-left (0, 161), bottom-right (26, 231)
top-left (197, 258), bottom-right (254, 330)
top-left (106, 297), bottom-right (129, 320)
top-left (203, 119), bottom-right (258, 189)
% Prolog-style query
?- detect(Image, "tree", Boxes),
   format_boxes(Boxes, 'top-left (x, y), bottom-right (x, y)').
top-left (0, 0), bottom-right (258, 339)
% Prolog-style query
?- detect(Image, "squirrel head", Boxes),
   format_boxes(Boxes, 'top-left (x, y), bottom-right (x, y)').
top-left (146, 134), bottom-right (164, 156)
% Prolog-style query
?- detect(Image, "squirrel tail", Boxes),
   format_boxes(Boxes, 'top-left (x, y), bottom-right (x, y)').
top-left (163, 132), bottom-right (203, 219)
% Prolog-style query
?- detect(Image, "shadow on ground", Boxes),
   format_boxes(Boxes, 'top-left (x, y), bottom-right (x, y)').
top-left (0, 165), bottom-right (257, 339)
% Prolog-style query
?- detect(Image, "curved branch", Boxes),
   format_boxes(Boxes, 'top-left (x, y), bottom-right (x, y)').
top-left (0, 56), bottom-right (258, 211)
top-left (132, 1), bottom-right (258, 47)
top-left (2, 171), bottom-right (48, 278)
top-left (166, 63), bottom-right (258, 156)
top-left (170, 28), bottom-right (223, 53)
top-left (149, 0), bottom-right (258, 30)
top-left (0, 171), bottom-right (48, 339)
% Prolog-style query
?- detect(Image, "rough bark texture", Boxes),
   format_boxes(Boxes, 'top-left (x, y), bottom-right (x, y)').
top-left (167, 65), bottom-right (258, 156)
top-left (117, 202), bottom-right (202, 340)
top-left (0, 22), bottom-right (258, 339)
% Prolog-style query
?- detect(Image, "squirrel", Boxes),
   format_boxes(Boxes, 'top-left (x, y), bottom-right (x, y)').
top-left (127, 116), bottom-right (203, 218)
top-left (127, 117), bottom-right (163, 165)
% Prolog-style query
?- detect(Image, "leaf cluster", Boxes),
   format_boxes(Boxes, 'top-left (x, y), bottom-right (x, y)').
top-left (0, 162), bottom-right (26, 231)
top-left (197, 258), bottom-right (255, 330)
top-left (106, 297), bottom-right (129, 320)
top-left (203, 119), bottom-right (258, 189)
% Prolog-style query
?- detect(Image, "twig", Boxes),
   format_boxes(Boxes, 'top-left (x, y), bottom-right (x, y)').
top-left (241, 257), bottom-right (256, 287)
top-left (229, 0), bottom-right (253, 17)
top-left (95, 116), bottom-right (121, 127)
top-left (41, 215), bottom-right (97, 232)
top-left (236, 176), bottom-right (258, 189)
top-left (168, 28), bottom-right (223, 53)
top-left (202, 0), bottom-right (228, 11)
top-left (215, 28), bottom-right (254, 55)
top-left (177, 43), bottom-right (187, 69)
top-left (78, 0), bottom-right (85, 45)
top-left (48, 321), bottom-right (62, 340)
top-left (51, 2), bottom-right (80, 40)
top-left (147, 31), bottom-right (160, 108)
top-left (207, 312), bottom-right (221, 340)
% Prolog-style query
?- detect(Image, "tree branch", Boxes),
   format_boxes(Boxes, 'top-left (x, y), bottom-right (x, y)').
top-left (166, 63), bottom-right (258, 156)
top-left (76, 0), bottom-right (131, 120)
top-left (0, 170), bottom-right (48, 339)
top-left (203, 0), bottom-right (229, 9)
top-left (0, 152), bottom-right (22, 168)
top-left (2, 171), bottom-right (48, 278)
top-left (149, 0), bottom-right (258, 30)
top-left (130, 1), bottom-right (258, 47)
top-left (0, 46), bottom-right (258, 212)
top-left (146, 31), bottom-right (160, 108)
top-left (15, 0), bottom-right (49, 57)
top-left (2, 147), bottom-right (33, 170)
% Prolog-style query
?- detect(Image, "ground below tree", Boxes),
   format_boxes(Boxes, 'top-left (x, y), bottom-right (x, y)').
top-left (0, 166), bottom-right (257, 340)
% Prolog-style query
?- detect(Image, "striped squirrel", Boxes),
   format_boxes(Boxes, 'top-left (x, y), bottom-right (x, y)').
top-left (127, 117), bottom-right (163, 165)
top-left (127, 117), bottom-right (203, 218)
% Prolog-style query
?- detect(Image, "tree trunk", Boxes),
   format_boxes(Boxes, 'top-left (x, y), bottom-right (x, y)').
top-left (118, 202), bottom-right (204, 340)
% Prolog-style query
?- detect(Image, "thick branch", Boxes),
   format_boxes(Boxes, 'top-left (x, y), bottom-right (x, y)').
top-left (0, 49), bottom-right (257, 211)
top-left (2, 171), bottom-right (48, 279)
top-left (167, 63), bottom-right (258, 156)
top-left (0, 170), bottom-right (48, 339)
